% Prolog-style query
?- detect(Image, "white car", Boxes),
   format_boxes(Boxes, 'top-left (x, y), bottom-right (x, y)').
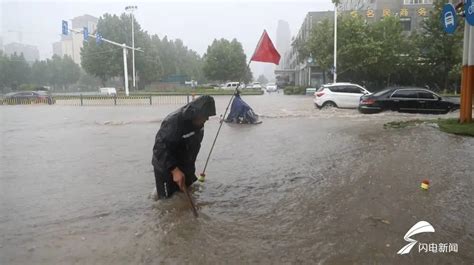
top-left (313, 83), bottom-right (370, 109)
top-left (99, 87), bottom-right (117, 96)
top-left (222, 82), bottom-right (240, 90)
top-left (265, 83), bottom-right (277, 92)
top-left (250, 82), bottom-right (262, 89)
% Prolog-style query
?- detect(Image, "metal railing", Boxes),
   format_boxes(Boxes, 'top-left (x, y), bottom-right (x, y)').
top-left (0, 98), bottom-right (55, 105)
top-left (0, 94), bottom-right (196, 106)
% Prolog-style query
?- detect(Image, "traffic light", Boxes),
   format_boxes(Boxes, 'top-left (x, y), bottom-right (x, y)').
top-left (62, 20), bottom-right (68, 35)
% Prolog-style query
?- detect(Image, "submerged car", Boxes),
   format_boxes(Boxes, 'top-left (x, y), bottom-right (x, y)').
top-left (4, 91), bottom-right (55, 105)
top-left (358, 87), bottom-right (460, 114)
top-left (314, 83), bottom-right (370, 109)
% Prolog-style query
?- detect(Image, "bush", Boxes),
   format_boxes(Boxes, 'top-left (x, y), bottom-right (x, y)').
top-left (297, 86), bottom-right (307, 95)
top-left (284, 86), bottom-right (306, 95)
top-left (284, 87), bottom-right (293, 95)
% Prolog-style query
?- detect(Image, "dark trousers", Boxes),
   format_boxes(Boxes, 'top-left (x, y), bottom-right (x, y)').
top-left (154, 168), bottom-right (179, 199)
top-left (154, 167), bottom-right (198, 199)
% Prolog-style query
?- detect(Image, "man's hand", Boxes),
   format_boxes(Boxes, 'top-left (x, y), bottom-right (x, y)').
top-left (171, 167), bottom-right (185, 191)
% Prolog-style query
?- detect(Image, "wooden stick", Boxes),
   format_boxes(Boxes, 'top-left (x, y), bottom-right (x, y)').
top-left (183, 185), bottom-right (198, 217)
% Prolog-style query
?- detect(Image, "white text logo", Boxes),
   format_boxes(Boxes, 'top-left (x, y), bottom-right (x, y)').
top-left (397, 221), bottom-right (458, 255)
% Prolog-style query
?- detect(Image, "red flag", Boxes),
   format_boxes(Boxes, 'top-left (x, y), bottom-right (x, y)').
top-left (251, 30), bottom-right (281, 65)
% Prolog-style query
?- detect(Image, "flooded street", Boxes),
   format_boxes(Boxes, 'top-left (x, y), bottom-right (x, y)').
top-left (1, 94), bottom-right (473, 264)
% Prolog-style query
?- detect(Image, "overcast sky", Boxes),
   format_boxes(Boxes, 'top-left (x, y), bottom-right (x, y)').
top-left (1, 0), bottom-right (335, 78)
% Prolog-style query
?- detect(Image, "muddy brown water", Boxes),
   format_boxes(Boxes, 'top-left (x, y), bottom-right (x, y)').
top-left (1, 93), bottom-right (473, 264)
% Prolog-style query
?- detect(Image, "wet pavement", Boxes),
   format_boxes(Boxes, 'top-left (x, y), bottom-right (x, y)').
top-left (1, 93), bottom-right (473, 264)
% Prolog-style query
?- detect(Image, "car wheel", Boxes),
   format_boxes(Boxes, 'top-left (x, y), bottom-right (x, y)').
top-left (322, 101), bottom-right (337, 109)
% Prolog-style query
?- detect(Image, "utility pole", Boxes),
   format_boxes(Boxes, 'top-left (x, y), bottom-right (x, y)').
top-left (460, 1), bottom-right (474, 123)
top-left (123, 44), bottom-right (129, 95)
top-left (125, 5), bottom-right (138, 90)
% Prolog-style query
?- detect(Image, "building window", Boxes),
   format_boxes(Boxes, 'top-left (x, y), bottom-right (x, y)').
top-left (400, 17), bottom-right (412, 31)
top-left (417, 7), bottom-right (428, 16)
top-left (403, 0), bottom-right (433, 5)
top-left (400, 8), bottom-right (409, 17)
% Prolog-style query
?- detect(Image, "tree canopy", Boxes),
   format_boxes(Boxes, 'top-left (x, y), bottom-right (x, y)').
top-left (81, 13), bottom-right (206, 87)
top-left (299, 0), bottom-right (463, 91)
top-left (0, 52), bottom-right (81, 91)
top-left (202, 38), bottom-right (251, 83)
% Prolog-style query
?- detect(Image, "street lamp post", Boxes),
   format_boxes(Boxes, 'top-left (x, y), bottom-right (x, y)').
top-left (123, 44), bottom-right (129, 95)
top-left (307, 55), bottom-right (313, 87)
top-left (125, 5), bottom-right (138, 90)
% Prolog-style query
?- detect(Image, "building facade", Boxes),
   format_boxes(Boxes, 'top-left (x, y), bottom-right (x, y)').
top-left (276, 11), bottom-right (333, 88)
top-left (52, 41), bottom-right (62, 57)
top-left (4, 42), bottom-right (40, 62)
top-left (276, 0), bottom-right (434, 88)
top-left (276, 20), bottom-right (291, 70)
top-left (341, 0), bottom-right (434, 32)
top-left (53, 14), bottom-right (98, 65)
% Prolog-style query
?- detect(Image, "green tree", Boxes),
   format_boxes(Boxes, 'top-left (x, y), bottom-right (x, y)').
top-left (81, 14), bottom-right (131, 85)
top-left (81, 13), bottom-right (151, 86)
top-left (30, 60), bottom-right (49, 86)
top-left (140, 34), bottom-right (163, 86)
top-left (45, 55), bottom-right (80, 90)
top-left (0, 51), bottom-right (9, 91)
top-left (81, 13), bottom-right (203, 88)
top-left (300, 14), bottom-right (411, 88)
top-left (203, 38), bottom-right (249, 82)
top-left (365, 16), bottom-right (407, 87)
top-left (336, 15), bottom-right (381, 83)
top-left (299, 16), bottom-right (377, 85)
top-left (414, 0), bottom-right (463, 91)
top-left (149, 35), bottom-right (205, 83)
top-left (59, 55), bottom-right (81, 89)
top-left (77, 70), bottom-right (102, 89)
top-left (302, 0), bottom-right (462, 91)
top-left (3, 53), bottom-right (31, 90)
top-left (29, 55), bottom-right (81, 90)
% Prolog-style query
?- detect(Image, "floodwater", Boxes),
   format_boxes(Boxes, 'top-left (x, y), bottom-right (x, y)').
top-left (1, 93), bottom-right (473, 264)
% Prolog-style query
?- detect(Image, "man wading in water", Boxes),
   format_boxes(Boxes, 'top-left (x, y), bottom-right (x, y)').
top-left (152, 95), bottom-right (216, 200)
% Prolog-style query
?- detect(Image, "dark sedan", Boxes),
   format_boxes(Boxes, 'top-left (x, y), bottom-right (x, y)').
top-left (358, 87), bottom-right (459, 114)
top-left (4, 91), bottom-right (55, 105)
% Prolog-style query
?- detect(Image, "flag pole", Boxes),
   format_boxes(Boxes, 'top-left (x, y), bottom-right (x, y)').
top-left (199, 60), bottom-right (252, 178)
top-left (199, 32), bottom-right (265, 179)
top-left (198, 30), bottom-right (280, 182)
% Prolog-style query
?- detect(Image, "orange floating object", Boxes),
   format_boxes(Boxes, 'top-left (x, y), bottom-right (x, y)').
top-left (421, 180), bottom-right (430, 190)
